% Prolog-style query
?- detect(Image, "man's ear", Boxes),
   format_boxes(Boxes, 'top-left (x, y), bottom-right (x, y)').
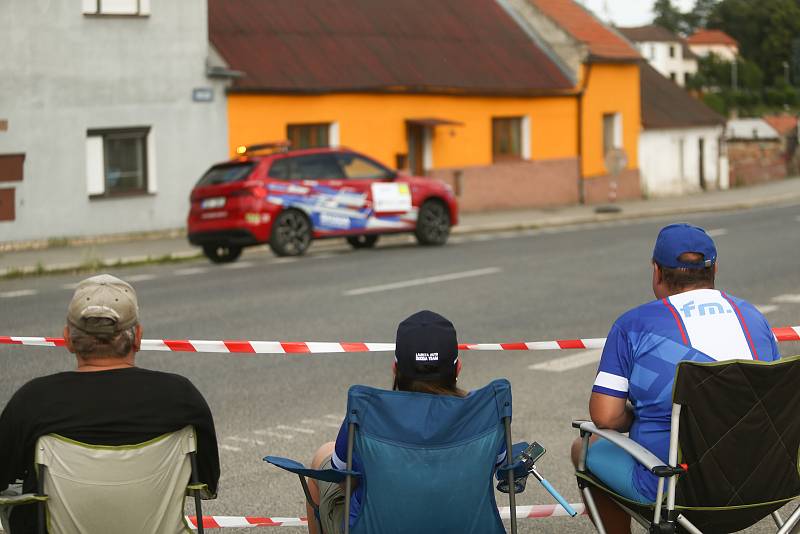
top-left (456, 358), bottom-right (462, 377)
top-left (653, 262), bottom-right (663, 283)
top-left (63, 325), bottom-right (76, 354)
top-left (133, 324), bottom-right (143, 351)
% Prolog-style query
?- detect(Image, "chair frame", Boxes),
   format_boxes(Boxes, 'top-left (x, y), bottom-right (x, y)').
top-left (2, 432), bottom-right (207, 534)
top-left (573, 402), bottom-right (800, 534)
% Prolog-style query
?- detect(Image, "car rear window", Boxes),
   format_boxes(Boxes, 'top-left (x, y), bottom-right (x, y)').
top-left (195, 163), bottom-right (255, 187)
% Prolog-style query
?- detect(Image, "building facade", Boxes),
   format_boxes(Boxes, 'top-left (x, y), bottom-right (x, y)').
top-left (638, 64), bottom-right (727, 196)
top-left (0, 0), bottom-right (229, 242)
top-left (618, 25), bottom-right (698, 87)
top-left (687, 30), bottom-right (739, 61)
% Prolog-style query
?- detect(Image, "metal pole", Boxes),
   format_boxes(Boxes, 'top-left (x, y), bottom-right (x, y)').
top-left (343, 422), bottom-right (356, 534)
top-left (190, 453), bottom-right (205, 534)
top-left (503, 417), bottom-right (517, 534)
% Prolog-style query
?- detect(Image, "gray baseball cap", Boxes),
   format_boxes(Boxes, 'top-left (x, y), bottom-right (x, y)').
top-left (67, 274), bottom-right (139, 335)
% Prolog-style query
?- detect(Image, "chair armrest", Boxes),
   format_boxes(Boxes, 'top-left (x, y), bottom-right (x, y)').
top-left (0, 493), bottom-right (47, 506)
top-left (572, 421), bottom-right (667, 473)
top-left (186, 482), bottom-right (216, 500)
top-left (263, 456), bottom-right (360, 484)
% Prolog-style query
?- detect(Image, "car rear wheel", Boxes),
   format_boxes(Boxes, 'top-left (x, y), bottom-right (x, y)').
top-left (202, 244), bottom-right (243, 264)
top-left (269, 210), bottom-right (312, 257)
top-left (346, 235), bottom-right (379, 249)
top-left (414, 200), bottom-right (451, 246)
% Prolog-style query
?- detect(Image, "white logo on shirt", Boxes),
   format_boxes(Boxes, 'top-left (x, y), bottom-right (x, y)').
top-left (415, 352), bottom-right (439, 361)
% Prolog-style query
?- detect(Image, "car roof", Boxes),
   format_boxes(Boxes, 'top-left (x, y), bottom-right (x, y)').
top-left (220, 146), bottom-right (352, 165)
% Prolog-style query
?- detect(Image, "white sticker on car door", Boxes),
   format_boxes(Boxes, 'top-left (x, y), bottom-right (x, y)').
top-left (371, 182), bottom-right (412, 213)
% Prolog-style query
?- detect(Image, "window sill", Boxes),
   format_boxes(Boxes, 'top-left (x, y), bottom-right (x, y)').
top-left (89, 191), bottom-right (156, 201)
top-left (83, 13), bottom-right (150, 19)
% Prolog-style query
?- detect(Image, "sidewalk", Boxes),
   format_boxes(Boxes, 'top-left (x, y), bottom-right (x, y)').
top-left (2, 178), bottom-right (798, 278)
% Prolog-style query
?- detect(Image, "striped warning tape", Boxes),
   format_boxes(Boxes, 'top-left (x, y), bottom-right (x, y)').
top-left (185, 504), bottom-right (587, 529)
top-left (1, 326), bottom-right (798, 354)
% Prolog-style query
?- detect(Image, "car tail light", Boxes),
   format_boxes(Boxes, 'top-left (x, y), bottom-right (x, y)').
top-left (229, 186), bottom-right (267, 198)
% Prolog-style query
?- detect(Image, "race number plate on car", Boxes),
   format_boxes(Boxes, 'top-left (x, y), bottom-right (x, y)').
top-left (371, 183), bottom-right (412, 213)
top-left (201, 197), bottom-right (226, 209)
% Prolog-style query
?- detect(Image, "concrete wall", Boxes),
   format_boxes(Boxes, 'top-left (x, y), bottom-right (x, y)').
top-left (429, 158), bottom-right (580, 212)
top-left (639, 126), bottom-right (727, 197)
top-left (727, 140), bottom-right (787, 187)
top-left (0, 0), bottom-right (229, 243)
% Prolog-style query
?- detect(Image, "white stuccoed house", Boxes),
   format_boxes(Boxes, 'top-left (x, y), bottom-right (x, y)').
top-left (0, 0), bottom-right (233, 243)
top-left (637, 64), bottom-right (728, 197)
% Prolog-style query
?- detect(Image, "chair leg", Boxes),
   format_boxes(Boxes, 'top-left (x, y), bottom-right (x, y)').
top-left (37, 465), bottom-right (47, 534)
top-left (299, 475), bottom-right (323, 534)
top-left (189, 453), bottom-right (205, 534)
top-left (776, 503), bottom-right (800, 534)
top-left (581, 486), bottom-right (608, 534)
top-left (676, 514), bottom-right (703, 534)
top-left (773, 511), bottom-right (785, 527)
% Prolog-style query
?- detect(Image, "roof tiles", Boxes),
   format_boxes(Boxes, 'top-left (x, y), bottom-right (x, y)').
top-left (687, 29), bottom-right (738, 47)
top-left (640, 63), bottom-right (725, 130)
top-left (209, 0), bottom-right (574, 94)
top-left (527, 0), bottom-right (640, 61)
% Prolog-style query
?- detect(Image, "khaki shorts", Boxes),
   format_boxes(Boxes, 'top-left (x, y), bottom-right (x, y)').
top-left (316, 456), bottom-right (346, 534)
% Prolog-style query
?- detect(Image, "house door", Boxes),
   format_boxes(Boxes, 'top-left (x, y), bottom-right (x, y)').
top-left (407, 124), bottom-right (425, 176)
top-left (698, 138), bottom-right (706, 190)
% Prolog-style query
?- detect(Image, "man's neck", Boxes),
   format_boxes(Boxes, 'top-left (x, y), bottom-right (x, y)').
top-left (76, 354), bottom-right (136, 372)
top-left (669, 284), bottom-right (715, 297)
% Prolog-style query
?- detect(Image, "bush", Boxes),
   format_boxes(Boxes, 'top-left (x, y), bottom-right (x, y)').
top-left (703, 92), bottom-right (727, 115)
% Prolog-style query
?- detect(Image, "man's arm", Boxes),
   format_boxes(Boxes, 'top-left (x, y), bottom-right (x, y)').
top-left (181, 381), bottom-right (220, 497)
top-left (589, 392), bottom-right (634, 432)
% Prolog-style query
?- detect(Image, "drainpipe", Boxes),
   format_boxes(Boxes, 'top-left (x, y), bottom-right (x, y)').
top-left (576, 61), bottom-right (593, 205)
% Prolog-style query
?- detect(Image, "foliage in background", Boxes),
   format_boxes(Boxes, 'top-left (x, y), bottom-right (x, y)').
top-left (653, 0), bottom-right (800, 116)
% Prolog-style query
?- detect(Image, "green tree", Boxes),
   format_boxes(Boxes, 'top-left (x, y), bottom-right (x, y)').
top-left (684, 0), bottom-right (719, 34)
top-left (707, 0), bottom-right (800, 85)
top-left (653, 0), bottom-right (684, 34)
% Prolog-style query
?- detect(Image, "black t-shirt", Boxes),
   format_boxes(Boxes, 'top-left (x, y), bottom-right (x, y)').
top-left (0, 367), bottom-right (220, 533)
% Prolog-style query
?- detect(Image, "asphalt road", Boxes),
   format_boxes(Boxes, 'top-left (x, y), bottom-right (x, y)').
top-left (2, 203), bottom-right (799, 533)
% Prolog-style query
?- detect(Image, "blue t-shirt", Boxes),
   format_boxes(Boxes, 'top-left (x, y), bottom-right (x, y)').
top-left (331, 391), bottom-right (507, 528)
top-left (593, 289), bottom-right (780, 500)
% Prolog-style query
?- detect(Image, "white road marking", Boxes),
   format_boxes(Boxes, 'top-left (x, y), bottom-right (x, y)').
top-left (276, 425), bottom-right (315, 434)
top-left (772, 294), bottom-right (800, 304)
top-left (448, 237), bottom-right (468, 244)
top-left (219, 444), bottom-right (242, 452)
top-left (528, 349), bottom-right (603, 372)
top-left (755, 304), bottom-right (779, 314)
top-left (344, 267), bottom-right (502, 296)
top-left (223, 261), bottom-right (254, 269)
top-left (174, 267), bottom-right (208, 276)
top-left (324, 414), bottom-right (341, 420)
top-left (471, 234), bottom-right (493, 241)
top-left (312, 253), bottom-right (335, 260)
top-left (302, 418), bottom-right (341, 428)
top-left (271, 258), bottom-right (299, 264)
top-left (0, 289), bottom-right (38, 298)
top-left (707, 228), bottom-right (727, 237)
top-left (252, 429), bottom-right (294, 439)
top-left (125, 274), bottom-right (157, 282)
top-left (226, 436), bottom-right (266, 446)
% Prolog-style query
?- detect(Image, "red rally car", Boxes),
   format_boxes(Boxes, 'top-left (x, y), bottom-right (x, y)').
top-left (188, 143), bottom-right (459, 262)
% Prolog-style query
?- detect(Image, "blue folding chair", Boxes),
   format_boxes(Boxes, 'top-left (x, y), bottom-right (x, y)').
top-left (265, 378), bottom-right (524, 534)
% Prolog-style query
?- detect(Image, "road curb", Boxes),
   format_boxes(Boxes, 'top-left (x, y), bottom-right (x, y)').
top-left (2, 192), bottom-right (799, 280)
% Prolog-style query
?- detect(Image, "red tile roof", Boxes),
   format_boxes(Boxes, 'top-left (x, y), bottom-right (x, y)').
top-left (687, 29), bottom-right (738, 47)
top-left (640, 63), bottom-right (725, 129)
top-left (209, 0), bottom-right (574, 94)
top-left (527, 0), bottom-right (640, 61)
top-left (763, 114), bottom-right (798, 136)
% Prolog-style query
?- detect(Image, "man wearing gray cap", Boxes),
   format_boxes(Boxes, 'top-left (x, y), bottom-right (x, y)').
top-left (0, 274), bottom-right (220, 534)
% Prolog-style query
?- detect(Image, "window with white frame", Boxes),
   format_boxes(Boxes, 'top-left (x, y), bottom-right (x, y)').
top-left (82, 0), bottom-right (151, 16)
top-left (287, 122), bottom-right (339, 149)
top-left (492, 116), bottom-right (530, 162)
top-left (86, 127), bottom-right (153, 197)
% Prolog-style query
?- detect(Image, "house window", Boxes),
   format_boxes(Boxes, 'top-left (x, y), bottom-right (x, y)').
top-left (669, 45), bottom-right (675, 58)
top-left (492, 117), bottom-right (524, 162)
top-left (669, 72), bottom-right (677, 82)
top-left (86, 127), bottom-right (151, 197)
top-left (602, 113), bottom-right (622, 156)
top-left (82, 0), bottom-right (151, 16)
top-left (0, 154), bottom-right (25, 183)
top-left (0, 188), bottom-right (14, 222)
top-left (287, 123), bottom-right (331, 149)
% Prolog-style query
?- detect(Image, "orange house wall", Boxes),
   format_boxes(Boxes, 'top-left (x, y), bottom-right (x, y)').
top-left (226, 93), bottom-right (578, 169)
top-left (580, 63), bottom-right (641, 178)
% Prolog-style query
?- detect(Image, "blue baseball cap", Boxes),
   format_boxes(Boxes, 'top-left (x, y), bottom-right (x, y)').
top-left (653, 223), bottom-right (717, 269)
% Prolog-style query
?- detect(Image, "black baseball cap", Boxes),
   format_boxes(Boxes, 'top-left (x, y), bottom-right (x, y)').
top-left (395, 310), bottom-right (459, 382)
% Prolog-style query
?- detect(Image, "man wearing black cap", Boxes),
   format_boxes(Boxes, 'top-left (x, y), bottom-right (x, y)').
top-left (304, 310), bottom-right (505, 534)
top-left (0, 274), bottom-right (220, 533)
top-left (571, 224), bottom-right (780, 533)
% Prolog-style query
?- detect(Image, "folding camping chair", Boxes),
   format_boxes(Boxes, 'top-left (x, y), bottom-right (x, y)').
top-left (573, 355), bottom-right (800, 534)
top-left (0, 425), bottom-right (210, 534)
top-left (265, 378), bottom-right (532, 534)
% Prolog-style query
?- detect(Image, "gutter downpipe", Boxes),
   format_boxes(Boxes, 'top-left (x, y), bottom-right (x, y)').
top-left (577, 61), bottom-right (593, 205)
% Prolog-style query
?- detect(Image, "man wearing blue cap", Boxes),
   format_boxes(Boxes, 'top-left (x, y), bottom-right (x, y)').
top-left (571, 223), bottom-right (780, 533)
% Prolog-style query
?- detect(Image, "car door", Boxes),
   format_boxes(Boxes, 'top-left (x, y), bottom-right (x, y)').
top-left (334, 152), bottom-right (414, 232)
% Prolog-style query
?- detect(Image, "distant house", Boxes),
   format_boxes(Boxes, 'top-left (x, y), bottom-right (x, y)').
top-left (687, 30), bottom-right (739, 61)
top-left (0, 1), bottom-right (230, 243)
top-left (638, 64), bottom-right (727, 196)
top-left (726, 119), bottom-right (785, 186)
top-left (618, 25), bottom-right (697, 87)
top-left (763, 114), bottom-right (799, 174)
top-left (508, 0), bottom-right (644, 203)
top-left (210, 0), bottom-right (644, 211)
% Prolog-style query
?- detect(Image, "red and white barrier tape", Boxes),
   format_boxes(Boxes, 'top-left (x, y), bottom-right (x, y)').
top-left (185, 504), bottom-right (586, 529)
top-left (1, 326), bottom-right (798, 354)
